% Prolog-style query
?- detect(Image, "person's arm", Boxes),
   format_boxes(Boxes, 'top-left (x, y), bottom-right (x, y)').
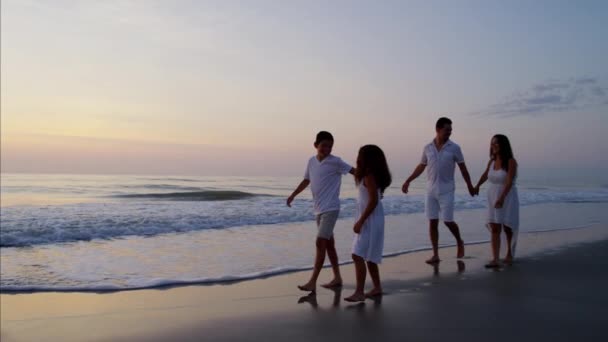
top-left (474, 160), bottom-right (492, 195)
top-left (457, 162), bottom-right (475, 196)
top-left (337, 158), bottom-right (355, 176)
top-left (454, 145), bottom-right (475, 196)
top-left (354, 175), bottom-right (379, 234)
top-left (287, 179), bottom-right (310, 207)
top-left (402, 164), bottom-right (426, 194)
top-left (495, 159), bottom-right (517, 209)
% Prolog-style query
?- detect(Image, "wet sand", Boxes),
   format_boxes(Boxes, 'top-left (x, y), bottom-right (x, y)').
top-left (2, 224), bottom-right (608, 342)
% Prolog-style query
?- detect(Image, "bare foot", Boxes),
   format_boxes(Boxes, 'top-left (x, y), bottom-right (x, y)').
top-left (344, 292), bottom-right (366, 302)
top-left (425, 255), bottom-right (441, 264)
top-left (297, 282), bottom-right (316, 292)
top-left (321, 278), bottom-right (343, 289)
top-left (365, 288), bottom-right (383, 298)
top-left (457, 241), bottom-right (465, 259)
top-left (503, 256), bottom-right (513, 265)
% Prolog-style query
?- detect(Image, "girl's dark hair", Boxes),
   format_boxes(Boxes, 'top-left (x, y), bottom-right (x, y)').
top-left (490, 134), bottom-right (514, 171)
top-left (314, 131), bottom-right (334, 145)
top-left (355, 145), bottom-right (392, 194)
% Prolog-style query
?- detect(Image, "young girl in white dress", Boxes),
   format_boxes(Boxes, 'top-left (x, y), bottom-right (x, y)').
top-left (474, 134), bottom-right (519, 268)
top-left (345, 145), bottom-right (392, 302)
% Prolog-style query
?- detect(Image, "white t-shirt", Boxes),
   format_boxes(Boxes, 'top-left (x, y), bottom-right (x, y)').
top-left (420, 139), bottom-right (465, 195)
top-left (304, 155), bottom-right (353, 214)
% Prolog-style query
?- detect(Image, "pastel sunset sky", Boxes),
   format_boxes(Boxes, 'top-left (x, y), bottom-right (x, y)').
top-left (2, 0), bottom-right (607, 176)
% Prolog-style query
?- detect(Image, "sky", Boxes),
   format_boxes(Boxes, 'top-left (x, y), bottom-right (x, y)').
top-left (1, 0), bottom-right (607, 176)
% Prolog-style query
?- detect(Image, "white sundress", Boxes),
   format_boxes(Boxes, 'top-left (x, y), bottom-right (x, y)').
top-left (486, 161), bottom-right (520, 256)
top-left (352, 183), bottom-right (385, 264)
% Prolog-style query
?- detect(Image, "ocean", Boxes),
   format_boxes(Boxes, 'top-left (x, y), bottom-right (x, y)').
top-left (1, 171), bottom-right (608, 291)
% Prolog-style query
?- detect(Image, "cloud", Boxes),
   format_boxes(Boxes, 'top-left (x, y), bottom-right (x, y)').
top-left (472, 77), bottom-right (608, 117)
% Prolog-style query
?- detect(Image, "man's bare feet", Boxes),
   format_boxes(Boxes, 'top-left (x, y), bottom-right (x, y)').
top-left (344, 292), bottom-right (366, 302)
top-left (364, 288), bottom-right (383, 298)
top-left (297, 282), bottom-right (316, 292)
top-left (321, 278), bottom-right (343, 289)
top-left (503, 256), bottom-right (513, 265)
top-left (426, 255), bottom-right (441, 264)
top-left (457, 241), bottom-right (465, 259)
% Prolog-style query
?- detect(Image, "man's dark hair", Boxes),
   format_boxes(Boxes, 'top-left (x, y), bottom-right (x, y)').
top-left (315, 131), bottom-right (334, 145)
top-left (436, 117), bottom-right (452, 130)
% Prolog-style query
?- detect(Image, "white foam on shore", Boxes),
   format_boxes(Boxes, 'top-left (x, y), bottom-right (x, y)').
top-left (3, 202), bottom-right (608, 293)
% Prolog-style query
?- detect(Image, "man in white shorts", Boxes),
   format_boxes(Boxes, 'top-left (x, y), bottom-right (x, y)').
top-left (402, 117), bottom-right (475, 264)
top-left (287, 131), bottom-right (355, 292)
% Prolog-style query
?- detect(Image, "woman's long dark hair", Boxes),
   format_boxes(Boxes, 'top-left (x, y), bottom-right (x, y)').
top-left (490, 134), bottom-right (514, 172)
top-left (355, 145), bottom-right (392, 194)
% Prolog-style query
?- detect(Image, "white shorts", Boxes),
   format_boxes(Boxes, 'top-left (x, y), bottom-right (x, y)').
top-left (425, 191), bottom-right (455, 222)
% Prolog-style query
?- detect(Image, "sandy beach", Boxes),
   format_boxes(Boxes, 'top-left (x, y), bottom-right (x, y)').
top-left (2, 223), bottom-right (608, 342)
top-left (3, 1), bottom-right (607, 341)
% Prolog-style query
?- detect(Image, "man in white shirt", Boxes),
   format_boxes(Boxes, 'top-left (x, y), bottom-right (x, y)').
top-left (402, 118), bottom-right (475, 264)
top-left (287, 131), bottom-right (355, 292)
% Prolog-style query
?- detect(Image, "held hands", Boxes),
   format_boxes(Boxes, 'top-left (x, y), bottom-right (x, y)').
top-left (353, 220), bottom-right (364, 234)
top-left (467, 184), bottom-right (477, 197)
top-left (495, 198), bottom-right (504, 209)
top-left (473, 185), bottom-right (481, 196)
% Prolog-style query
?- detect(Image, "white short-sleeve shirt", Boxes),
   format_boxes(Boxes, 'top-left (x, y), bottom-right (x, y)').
top-left (304, 155), bottom-right (353, 214)
top-left (420, 139), bottom-right (465, 195)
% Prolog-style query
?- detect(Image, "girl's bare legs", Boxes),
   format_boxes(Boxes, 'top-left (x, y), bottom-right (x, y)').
top-left (345, 254), bottom-right (367, 302)
top-left (503, 226), bottom-right (514, 264)
top-left (486, 223), bottom-right (502, 268)
top-left (365, 261), bottom-right (382, 297)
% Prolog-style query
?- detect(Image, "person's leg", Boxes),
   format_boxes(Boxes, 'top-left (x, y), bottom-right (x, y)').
top-left (299, 213), bottom-right (333, 292)
top-left (298, 237), bottom-right (328, 292)
top-left (425, 192), bottom-right (441, 264)
top-left (486, 223), bottom-right (501, 267)
top-left (441, 192), bottom-right (464, 258)
top-left (503, 226), bottom-right (514, 263)
top-left (365, 261), bottom-right (382, 297)
top-left (444, 221), bottom-right (465, 258)
top-left (322, 236), bottom-right (343, 288)
top-left (427, 219), bottom-right (441, 264)
top-left (345, 254), bottom-right (367, 302)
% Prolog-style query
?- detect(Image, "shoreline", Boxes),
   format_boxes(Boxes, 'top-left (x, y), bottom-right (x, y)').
top-left (0, 224), bottom-right (599, 294)
top-left (3, 202), bottom-right (608, 293)
top-left (2, 223), bottom-right (608, 341)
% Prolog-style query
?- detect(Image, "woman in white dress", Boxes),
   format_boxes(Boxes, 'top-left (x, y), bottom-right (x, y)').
top-left (344, 145), bottom-right (392, 302)
top-left (474, 134), bottom-right (519, 268)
